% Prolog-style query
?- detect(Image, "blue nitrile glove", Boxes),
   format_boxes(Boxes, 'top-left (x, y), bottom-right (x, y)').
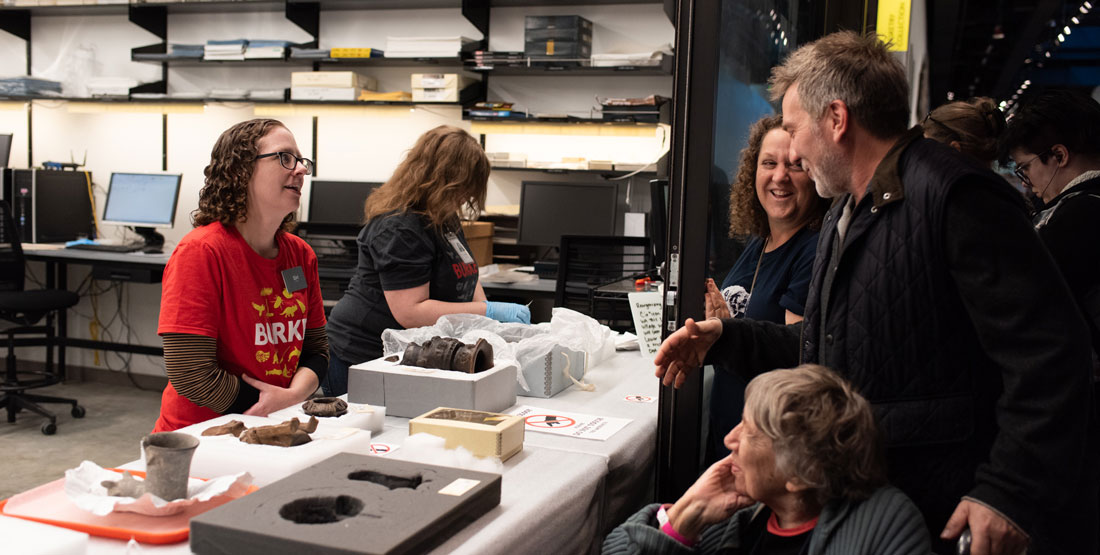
top-left (484, 301), bottom-right (531, 324)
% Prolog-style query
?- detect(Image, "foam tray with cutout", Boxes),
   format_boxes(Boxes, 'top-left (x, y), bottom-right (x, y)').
top-left (189, 453), bottom-right (501, 555)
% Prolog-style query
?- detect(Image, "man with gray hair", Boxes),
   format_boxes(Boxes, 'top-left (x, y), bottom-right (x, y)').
top-left (655, 32), bottom-right (1095, 554)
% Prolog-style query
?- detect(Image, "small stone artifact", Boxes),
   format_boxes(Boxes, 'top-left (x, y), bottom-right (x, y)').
top-left (202, 420), bottom-right (247, 437)
top-left (303, 397), bottom-right (348, 417)
top-left (239, 417), bottom-right (318, 447)
top-left (402, 337), bottom-right (494, 373)
top-left (141, 432), bottom-right (200, 501)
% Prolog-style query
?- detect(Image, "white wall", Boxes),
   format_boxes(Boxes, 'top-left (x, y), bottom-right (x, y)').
top-left (2, 5), bottom-right (673, 378)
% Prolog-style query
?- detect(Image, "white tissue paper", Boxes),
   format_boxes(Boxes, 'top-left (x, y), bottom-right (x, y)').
top-left (389, 433), bottom-right (504, 474)
top-left (64, 461), bottom-right (252, 517)
top-left (381, 308), bottom-right (615, 393)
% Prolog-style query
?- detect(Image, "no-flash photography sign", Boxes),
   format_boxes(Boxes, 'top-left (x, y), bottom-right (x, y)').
top-left (508, 405), bottom-right (631, 441)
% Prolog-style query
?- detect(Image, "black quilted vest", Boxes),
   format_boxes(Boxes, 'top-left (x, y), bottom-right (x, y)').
top-left (800, 130), bottom-right (1027, 530)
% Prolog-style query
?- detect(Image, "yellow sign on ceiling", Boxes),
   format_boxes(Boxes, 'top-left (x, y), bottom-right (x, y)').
top-left (877, 0), bottom-right (911, 52)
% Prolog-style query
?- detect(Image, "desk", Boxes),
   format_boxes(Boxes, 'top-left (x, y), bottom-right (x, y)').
top-left (19, 350), bottom-right (658, 555)
top-left (22, 245), bottom-right (171, 375)
top-left (481, 277), bottom-right (556, 300)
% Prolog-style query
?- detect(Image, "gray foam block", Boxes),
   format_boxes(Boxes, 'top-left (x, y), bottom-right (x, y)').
top-left (190, 453), bottom-right (501, 555)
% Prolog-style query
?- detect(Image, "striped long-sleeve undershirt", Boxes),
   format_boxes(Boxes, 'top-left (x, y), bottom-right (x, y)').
top-left (162, 328), bottom-right (329, 414)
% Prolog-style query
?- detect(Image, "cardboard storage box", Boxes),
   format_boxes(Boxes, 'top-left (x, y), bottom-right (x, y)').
top-left (517, 345), bottom-right (588, 398)
top-left (410, 407), bottom-right (524, 461)
top-left (348, 357), bottom-right (517, 418)
top-left (411, 73), bottom-right (477, 102)
top-left (291, 71), bottom-right (376, 90)
top-left (460, 221), bottom-right (493, 266)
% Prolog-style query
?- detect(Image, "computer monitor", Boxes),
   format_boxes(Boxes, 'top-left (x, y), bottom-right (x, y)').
top-left (307, 180), bottom-right (381, 234)
top-left (517, 181), bottom-right (619, 247)
top-left (102, 172), bottom-right (182, 229)
top-left (33, 170), bottom-right (95, 243)
top-left (0, 134), bottom-right (11, 168)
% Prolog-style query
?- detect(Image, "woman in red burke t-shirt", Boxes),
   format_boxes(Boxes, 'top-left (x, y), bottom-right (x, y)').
top-left (153, 119), bottom-right (329, 432)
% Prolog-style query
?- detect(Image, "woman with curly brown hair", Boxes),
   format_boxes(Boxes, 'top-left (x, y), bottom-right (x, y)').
top-left (703, 115), bottom-right (829, 461)
top-left (153, 118), bottom-right (329, 432)
top-left (322, 125), bottom-right (529, 396)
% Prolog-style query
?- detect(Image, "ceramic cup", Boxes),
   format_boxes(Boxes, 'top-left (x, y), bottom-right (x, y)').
top-left (141, 432), bottom-right (199, 501)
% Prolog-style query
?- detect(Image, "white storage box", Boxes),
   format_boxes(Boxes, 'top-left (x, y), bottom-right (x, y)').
top-left (291, 71), bottom-right (376, 90)
top-left (348, 357), bottom-right (517, 418)
top-left (518, 346), bottom-right (588, 398)
top-left (166, 414), bottom-right (373, 486)
top-left (411, 73), bottom-right (477, 102)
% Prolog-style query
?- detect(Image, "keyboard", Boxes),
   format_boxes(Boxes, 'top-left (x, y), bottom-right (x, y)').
top-left (66, 241), bottom-right (145, 253)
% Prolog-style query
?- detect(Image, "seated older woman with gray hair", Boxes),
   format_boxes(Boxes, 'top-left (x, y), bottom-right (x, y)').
top-left (603, 364), bottom-right (930, 554)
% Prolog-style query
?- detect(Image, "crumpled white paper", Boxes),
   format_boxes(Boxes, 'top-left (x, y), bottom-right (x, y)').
top-left (381, 308), bottom-right (615, 392)
top-left (389, 433), bottom-right (504, 474)
top-left (64, 461), bottom-right (252, 517)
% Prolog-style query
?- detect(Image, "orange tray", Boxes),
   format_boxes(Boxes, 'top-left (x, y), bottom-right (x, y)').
top-left (0, 469), bottom-right (258, 544)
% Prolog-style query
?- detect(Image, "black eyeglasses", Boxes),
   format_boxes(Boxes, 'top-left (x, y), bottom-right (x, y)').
top-left (1013, 150), bottom-right (1050, 186)
top-left (255, 152), bottom-right (314, 175)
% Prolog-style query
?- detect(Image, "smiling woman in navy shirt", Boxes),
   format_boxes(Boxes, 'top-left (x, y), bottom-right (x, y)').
top-left (703, 115), bottom-right (829, 461)
top-left (323, 126), bottom-right (529, 396)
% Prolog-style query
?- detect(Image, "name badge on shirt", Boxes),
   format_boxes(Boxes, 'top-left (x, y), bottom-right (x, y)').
top-left (444, 232), bottom-right (475, 264)
top-left (281, 266), bottom-right (307, 293)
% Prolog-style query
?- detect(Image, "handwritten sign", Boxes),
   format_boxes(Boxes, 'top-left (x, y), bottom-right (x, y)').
top-left (628, 292), bottom-right (663, 357)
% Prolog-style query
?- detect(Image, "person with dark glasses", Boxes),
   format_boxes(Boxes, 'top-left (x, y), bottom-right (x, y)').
top-left (1002, 88), bottom-right (1100, 392)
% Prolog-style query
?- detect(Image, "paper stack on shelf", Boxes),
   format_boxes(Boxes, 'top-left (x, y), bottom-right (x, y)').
top-left (469, 51), bottom-right (526, 70)
top-left (244, 40), bottom-right (293, 59)
top-left (169, 43), bottom-right (204, 59)
top-left (590, 51), bottom-right (665, 67)
top-left (249, 89), bottom-right (286, 101)
top-left (210, 88), bottom-right (248, 100)
top-left (204, 39), bottom-right (247, 61)
top-left (330, 47), bottom-right (384, 59)
top-left (528, 158), bottom-right (588, 171)
top-left (0, 77), bottom-right (62, 97)
top-left (385, 36), bottom-right (476, 58)
top-left (466, 101), bottom-right (520, 118)
top-left (358, 90), bottom-right (413, 102)
top-left (288, 47), bottom-right (330, 60)
top-left (168, 91), bottom-right (206, 100)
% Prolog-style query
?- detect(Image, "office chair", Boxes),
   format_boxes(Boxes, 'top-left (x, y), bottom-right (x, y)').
top-left (555, 235), bottom-right (653, 332)
top-left (0, 200), bottom-right (84, 435)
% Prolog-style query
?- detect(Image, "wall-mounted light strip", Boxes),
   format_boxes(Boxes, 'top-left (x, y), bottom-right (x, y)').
top-left (254, 104), bottom-right (458, 118)
top-left (0, 101), bottom-right (28, 111)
